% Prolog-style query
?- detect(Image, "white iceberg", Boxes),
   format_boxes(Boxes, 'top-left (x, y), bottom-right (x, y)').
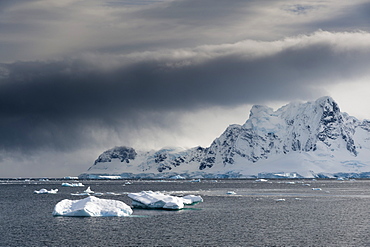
top-left (127, 191), bottom-right (203, 210)
top-left (71, 192), bottom-right (90, 196)
top-left (34, 188), bottom-right (58, 194)
top-left (52, 196), bottom-right (133, 217)
top-left (98, 175), bottom-right (122, 179)
top-left (63, 176), bottom-right (79, 180)
top-left (62, 182), bottom-right (85, 187)
top-left (170, 175), bottom-right (186, 179)
top-left (275, 198), bottom-right (286, 202)
top-left (189, 179), bottom-right (201, 182)
top-left (182, 195), bottom-right (203, 204)
top-left (226, 191), bottom-right (236, 195)
top-left (255, 179), bottom-right (268, 182)
top-left (84, 186), bottom-right (94, 194)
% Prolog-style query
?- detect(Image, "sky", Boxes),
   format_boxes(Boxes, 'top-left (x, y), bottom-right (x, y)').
top-left (2, 0), bottom-right (370, 177)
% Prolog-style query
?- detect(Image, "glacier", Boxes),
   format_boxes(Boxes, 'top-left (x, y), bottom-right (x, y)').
top-left (80, 96), bottom-right (370, 179)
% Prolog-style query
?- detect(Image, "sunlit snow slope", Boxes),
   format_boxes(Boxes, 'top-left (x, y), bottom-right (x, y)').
top-left (81, 97), bottom-right (370, 178)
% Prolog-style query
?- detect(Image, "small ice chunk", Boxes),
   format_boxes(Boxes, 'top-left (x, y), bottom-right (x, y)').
top-left (52, 196), bottom-right (133, 217)
top-left (64, 176), bottom-right (79, 180)
top-left (312, 188), bottom-right (322, 190)
top-left (34, 188), bottom-right (58, 194)
top-left (62, 182), bottom-right (84, 187)
top-left (226, 191), bottom-right (236, 195)
top-left (189, 179), bottom-right (201, 182)
top-left (255, 179), bottom-right (268, 182)
top-left (275, 198), bottom-right (285, 202)
top-left (71, 192), bottom-right (90, 196)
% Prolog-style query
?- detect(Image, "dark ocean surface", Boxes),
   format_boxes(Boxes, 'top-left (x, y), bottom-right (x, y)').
top-left (1, 179), bottom-right (370, 246)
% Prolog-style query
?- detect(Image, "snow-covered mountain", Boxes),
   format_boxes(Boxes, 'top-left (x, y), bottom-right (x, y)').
top-left (80, 97), bottom-right (370, 179)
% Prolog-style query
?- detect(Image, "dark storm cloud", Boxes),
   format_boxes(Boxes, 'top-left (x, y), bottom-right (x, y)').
top-left (1, 31), bottom-right (370, 153)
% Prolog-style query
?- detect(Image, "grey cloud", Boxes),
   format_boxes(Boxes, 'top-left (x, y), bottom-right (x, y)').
top-left (287, 2), bottom-right (370, 33)
top-left (1, 31), bottom-right (370, 154)
top-left (134, 0), bottom-right (253, 24)
top-left (2, 0), bottom-right (369, 64)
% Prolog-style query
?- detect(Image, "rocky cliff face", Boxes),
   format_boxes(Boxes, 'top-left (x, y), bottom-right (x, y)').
top-left (81, 97), bottom-right (370, 178)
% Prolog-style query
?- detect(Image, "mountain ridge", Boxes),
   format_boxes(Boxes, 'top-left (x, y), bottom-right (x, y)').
top-left (80, 96), bottom-right (370, 178)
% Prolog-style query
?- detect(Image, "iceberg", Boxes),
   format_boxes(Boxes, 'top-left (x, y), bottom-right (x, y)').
top-left (170, 175), bottom-right (186, 179)
top-left (52, 196), bottom-right (133, 217)
top-left (71, 192), bottom-right (90, 196)
top-left (84, 186), bottom-right (94, 194)
top-left (98, 175), bottom-right (122, 180)
top-left (62, 182), bottom-right (85, 187)
top-left (312, 188), bottom-right (322, 191)
top-left (34, 188), bottom-right (58, 194)
top-left (127, 191), bottom-right (203, 210)
top-left (275, 198), bottom-right (286, 202)
top-left (63, 176), bottom-right (79, 180)
top-left (255, 179), bottom-right (268, 182)
top-left (182, 195), bottom-right (203, 204)
top-left (189, 179), bottom-right (201, 182)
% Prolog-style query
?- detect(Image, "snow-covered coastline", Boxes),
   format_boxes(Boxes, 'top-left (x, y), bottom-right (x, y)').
top-left (81, 97), bottom-right (370, 179)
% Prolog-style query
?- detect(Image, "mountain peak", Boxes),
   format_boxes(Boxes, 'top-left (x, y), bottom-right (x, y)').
top-left (83, 97), bottom-right (370, 179)
top-left (249, 104), bottom-right (274, 118)
top-left (315, 96), bottom-right (340, 113)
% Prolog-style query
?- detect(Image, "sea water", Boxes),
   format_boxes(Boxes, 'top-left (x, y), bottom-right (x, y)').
top-left (1, 179), bottom-right (370, 246)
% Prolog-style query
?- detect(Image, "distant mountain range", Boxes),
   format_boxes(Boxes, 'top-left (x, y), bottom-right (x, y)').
top-left (80, 97), bottom-right (370, 179)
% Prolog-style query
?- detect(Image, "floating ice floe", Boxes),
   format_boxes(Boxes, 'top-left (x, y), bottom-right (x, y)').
top-left (255, 179), bottom-right (268, 182)
top-left (63, 176), bottom-right (79, 180)
top-left (62, 182), bottom-right (85, 187)
top-left (182, 195), bottom-right (203, 204)
top-left (52, 196), bottom-right (133, 217)
top-left (70, 186), bottom-right (95, 196)
top-left (34, 188), bottom-right (58, 194)
top-left (106, 192), bottom-right (121, 195)
top-left (189, 179), bottom-right (201, 182)
top-left (71, 192), bottom-right (90, 196)
top-left (285, 182), bottom-right (295, 184)
top-left (275, 198), bottom-right (285, 202)
top-left (98, 175), bottom-right (122, 180)
top-left (127, 191), bottom-right (203, 210)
